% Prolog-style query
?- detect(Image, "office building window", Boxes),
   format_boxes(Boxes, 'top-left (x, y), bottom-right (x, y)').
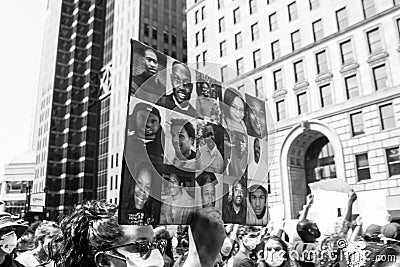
top-left (350, 112), bottom-right (364, 136)
top-left (340, 39), bottom-right (354, 64)
top-left (219, 17), bottom-right (225, 32)
top-left (195, 10), bottom-right (199, 24)
top-left (152, 28), bottom-right (157, 40)
top-left (235, 32), bottom-right (243, 49)
top-left (172, 35), bottom-right (176, 46)
top-left (367, 28), bottom-right (382, 54)
top-left (386, 147), bottom-right (400, 176)
top-left (288, 2), bottom-right (298, 21)
top-left (269, 13), bottom-right (278, 31)
top-left (233, 7), bottom-right (240, 24)
top-left (294, 60), bottom-right (305, 82)
top-left (255, 77), bottom-right (263, 94)
top-left (316, 50), bottom-right (328, 74)
top-left (196, 54), bottom-right (200, 69)
top-left (345, 75), bottom-right (359, 99)
top-left (271, 40), bottom-right (280, 60)
top-left (236, 57), bottom-right (244, 75)
top-left (291, 30), bottom-right (301, 51)
top-left (336, 7), bottom-right (348, 31)
top-left (309, 0), bottom-right (319, 10)
top-left (379, 103), bottom-right (395, 130)
top-left (362, 0), bottom-right (375, 18)
top-left (373, 64), bottom-right (388, 90)
top-left (202, 28), bottom-right (206, 42)
top-left (201, 6), bottom-right (205, 20)
top-left (202, 51), bottom-right (207, 66)
top-left (320, 84), bottom-right (333, 107)
top-left (110, 176), bottom-right (113, 190)
top-left (395, 0), bottom-right (400, 5)
top-left (251, 23), bottom-right (259, 41)
top-left (220, 41), bottom-right (227, 57)
top-left (356, 154), bottom-right (371, 181)
top-left (195, 32), bottom-right (199, 46)
top-left (312, 19), bottom-right (323, 41)
top-left (297, 92), bottom-right (308, 114)
top-left (276, 100), bottom-right (286, 121)
top-left (273, 69), bottom-right (283, 91)
top-left (218, 0), bottom-right (224, 9)
top-left (221, 65), bottom-right (228, 82)
top-left (249, 0), bottom-right (257, 14)
top-left (253, 49), bottom-right (261, 69)
top-left (164, 32), bottom-right (169, 43)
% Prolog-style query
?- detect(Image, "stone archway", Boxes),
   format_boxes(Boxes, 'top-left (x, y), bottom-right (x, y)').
top-left (279, 120), bottom-right (345, 219)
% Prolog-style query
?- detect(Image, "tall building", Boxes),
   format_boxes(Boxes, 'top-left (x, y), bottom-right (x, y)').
top-left (187, 0), bottom-right (400, 220)
top-left (33, 0), bottom-right (107, 219)
top-left (105, 0), bottom-right (187, 204)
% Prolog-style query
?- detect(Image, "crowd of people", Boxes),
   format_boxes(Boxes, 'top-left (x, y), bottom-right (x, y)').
top-left (0, 191), bottom-right (399, 267)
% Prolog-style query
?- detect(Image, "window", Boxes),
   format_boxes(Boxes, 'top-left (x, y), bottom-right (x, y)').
top-left (164, 32), bottom-right (169, 43)
top-left (271, 40), bottom-right (280, 60)
top-left (236, 58), bottom-right (244, 75)
top-left (253, 49), bottom-right (261, 68)
top-left (110, 176), bottom-right (113, 190)
top-left (202, 28), bottom-right (206, 42)
top-left (276, 100), bottom-right (286, 121)
top-left (255, 77), bottom-right (263, 95)
top-left (350, 112), bottom-right (364, 136)
top-left (316, 50), bottom-right (328, 74)
top-left (379, 103), bottom-right (395, 130)
top-left (373, 64), bottom-right (388, 90)
top-left (202, 50), bottom-right (207, 66)
top-left (235, 32), bottom-right (243, 49)
top-left (218, 0), bottom-right (224, 9)
top-left (221, 65), bottom-right (228, 82)
top-left (291, 30), bottom-right (301, 51)
top-left (144, 23), bottom-right (149, 37)
top-left (172, 35), bottom-right (176, 46)
top-left (251, 23), bottom-right (259, 41)
top-left (297, 92), bottom-right (308, 114)
top-left (312, 19), bottom-right (323, 41)
top-left (268, 0), bottom-right (275, 4)
top-left (249, 0), bottom-right (256, 14)
top-left (336, 7), bottom-right (348, 31)
top-left (273, 69), bottom-right (283, 91)
top-left (196, 54), bottom-right (201, 69)
top-left (345, 75), bottom-right (359, 99)
top-left (269, 13), bottom-right (278, 31)
top-left (362, 0), bottom-right (375, 19)
top-left (356, 154), bottom-right (371, 181)
top-left (220, 41), bottom-right (227, 57)
top-left (233, 8), bottom-right (240, 24)
top-left (195, 32), bottom-right (199, 46)
top-left (386, 147), bottom-right (400, 177)
top-left (294, 60), bottom-right (305, 82)
top-left (195, 10), bottom-right (199, 24)
top-left (309, 0), bottom-right (319, 10)
top-left (339, 39), bottom-right (354, 64)
top-left (115, 175), bottom-right (118, 189)
top-left (219, 17), bottom-right (225, 32)
top-left (152, 28), bottom-right (157, 40)
top-left (288, 2), bottom-right (298, 21)
top-left (320, 84), bottom-right (333, 107)
top-left (201, 6), bottom-right (205, 20)
top-left (367, 28), bottom-right (382, 54)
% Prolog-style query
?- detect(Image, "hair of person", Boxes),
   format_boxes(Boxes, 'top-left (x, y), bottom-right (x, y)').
top-left (296, 219), bottom-right (316, 241)
top-left (223, 87), bottom-right (244, 107)
top-left (196, 82), bottom-right (210, 96)
top-left (172, 61), bottom-right (191, 77)
top-left (53, 200), bottom-right (122, 267)
top-left (34, 221), bottom-right (60, 243)
top-left (265, 235), bottom-right (289, 261)
top-left (196, 171), bottom-right (217, 187)
top-left (248, 184), bottom-right (267, 201)
top-left (170, 118), bottom-right (195, 140)
top-left (141, 47), bottom-right (157, 58)
top-left (231, 179), bottom-right (245, 196)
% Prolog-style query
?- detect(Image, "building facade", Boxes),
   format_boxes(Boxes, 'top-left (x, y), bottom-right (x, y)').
top-left (187, 0), bottom-right (400, 219)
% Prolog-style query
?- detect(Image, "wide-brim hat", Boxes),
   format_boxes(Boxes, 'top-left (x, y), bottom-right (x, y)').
top-left (0, 212), bottom-right (28, 238)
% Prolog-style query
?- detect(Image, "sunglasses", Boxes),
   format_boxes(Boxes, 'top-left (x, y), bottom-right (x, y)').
top-left (100, 239), bottom-right (167, 260)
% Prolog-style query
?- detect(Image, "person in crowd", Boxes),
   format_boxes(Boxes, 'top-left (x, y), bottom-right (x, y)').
top-left (158, 61), bottom-right (197, 117)
top-left (168, 118), bottom-right (196, 171)
top-left (197, 123), bottom-right (224, 174)
top-left (258, 235), bottom-right (290, 267)
top-left (132, 47), bottom-right (165, 102)
top-left (381, 223), bottom-right (400, 241)
top-left (160, 172), bottom-right (195, 224)
top-left (120, 161), bottom-right (159, 226)
top-left (233, 227), bottom-right (258, 267)
top-left (16, 228), bottom-right (35, 255)
top-left (245, 94), bottom-right (267, 140)
top-left (223, 180), bottom-right (247, 224)
top-left (197, 171), bottom-right (218, 208)
top-left (0, 212), bottom-right (28, 267)
top-left (154, 228), bottom-right (174, 267)
top-left (223, 88), bottom-right (247, 134)
top-left (16, 221), bottom-right (60, 267)
top-left (126, 102), bottom-right (164, 165)
top-left (247, 184), bottom-right (269, 225)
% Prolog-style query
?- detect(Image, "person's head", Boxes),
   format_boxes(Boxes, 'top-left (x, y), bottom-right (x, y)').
top-left (364, 224), bottom-right (382, 242)
top-left (0, 212), bottom-right (27, 256)
top-left (248, 185), bottom-right (267, 217)
top-left (381, 223), bottom-right (400, 241)
top-left (223, 88), bottom-right (245, 123)
top-left (296, 219), bottom-right (321, 243)
top-left (131, 103), bottom-right (161, 140)
top-left (254, 138), bottom-right (260, 164)
top-left (34, 221), bottom-right (61, 255)
top-left (170, 118), bottom-right (195, 160)
top-left (197, 172), bottom-right (217, 208)
top-left (203, 123), bottom-right (216, 150)
top-left (196, 82), bottom-right (211, 98)
top-left (246, 96), bottom-right (267, 138)
top-left (232, 181), bottom-right (245, 208)
top-left (264, 235), bottom-right (289, 267)
top-left (238, 228), bottom-right (258, 252)
top-left (169, 173), bottom-right (183, 197)
top-left (143, 48), bottom-right (158, 76)
top-left (133, 162), bottom-right (155, 210)
top-left (171, 62), bottom-right (192, 104)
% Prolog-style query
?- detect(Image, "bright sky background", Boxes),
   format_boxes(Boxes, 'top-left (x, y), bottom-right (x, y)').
top-left (0, 0), bottom-right (47, 175)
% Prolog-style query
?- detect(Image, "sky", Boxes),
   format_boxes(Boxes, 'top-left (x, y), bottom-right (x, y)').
top-left (0, 0), bottom-right (47, 175)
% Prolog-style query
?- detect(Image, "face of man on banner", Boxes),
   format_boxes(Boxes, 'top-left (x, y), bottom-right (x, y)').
top-left (144, 49), bottom-right (158, 76)
top-left (134, 168), bottom-right (152, 210)
top-left (247, 97), bottom-right (267, 138)
top-left (232, 182), bottom-right (244, 207)
top-left (170, 119), bottom-right (195, 160)
top-left (171, 62), bottom-right (193, 104)
top-left (249, 186), bottom-right (267, 217)
top-left (203, 124), bottom-right (216, 150)
top-left (135, 111), bottom-right (160, 141)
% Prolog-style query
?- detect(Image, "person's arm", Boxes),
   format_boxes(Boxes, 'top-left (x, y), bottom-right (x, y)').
top-left (349, 216), bottom-right (363, 241)
top-left (341, 191), bottom-right (357, 234)
top-left (298, 195), bottom-right (313, 221)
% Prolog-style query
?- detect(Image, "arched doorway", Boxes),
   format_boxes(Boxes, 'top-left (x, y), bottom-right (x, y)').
top-left (280, 120), bottom-right (345, 219)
